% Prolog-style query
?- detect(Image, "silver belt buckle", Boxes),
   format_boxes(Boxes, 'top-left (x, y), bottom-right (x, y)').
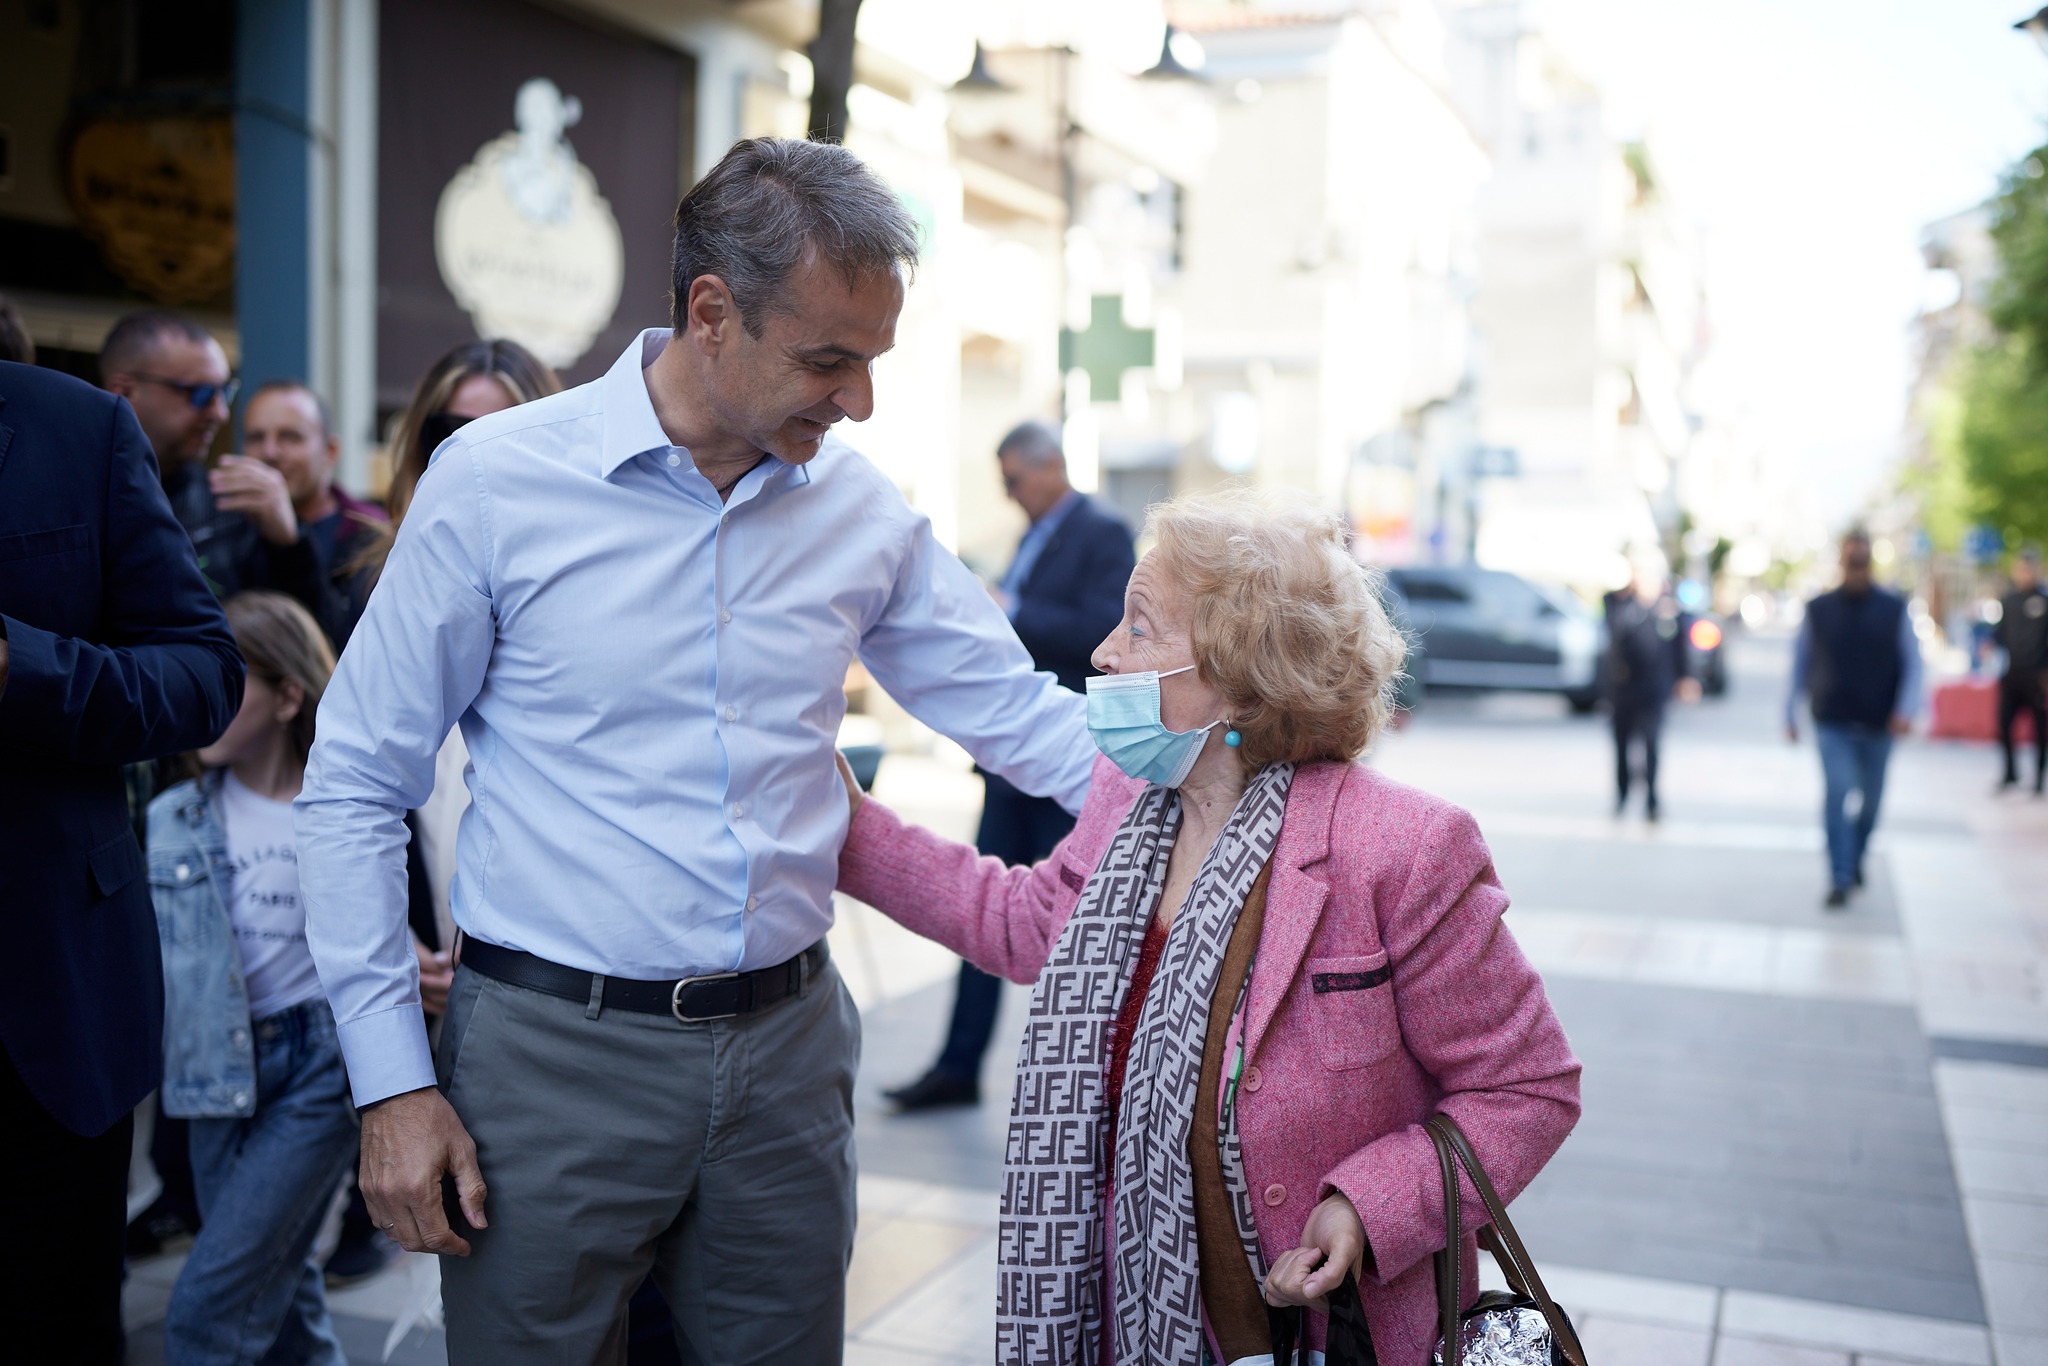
top-left (671, 971), bottom-right (742, 1023)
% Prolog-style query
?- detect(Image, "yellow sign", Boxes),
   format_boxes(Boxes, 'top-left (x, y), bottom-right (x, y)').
top-left (67, 114), bottom-right (236, 305)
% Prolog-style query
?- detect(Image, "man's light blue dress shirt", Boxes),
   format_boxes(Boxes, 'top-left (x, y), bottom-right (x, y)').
top-left (297, 331), bottom-right (1094, 1106)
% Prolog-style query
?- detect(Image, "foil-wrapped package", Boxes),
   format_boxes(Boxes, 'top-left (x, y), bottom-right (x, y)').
top-left (1432, 1302), bottom-right (1557, 1366)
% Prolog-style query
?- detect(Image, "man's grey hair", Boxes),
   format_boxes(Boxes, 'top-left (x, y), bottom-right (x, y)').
top-left (101, 309), bottom-right (214, 381)
top-left (996, 419), bottom-right (1064, 467)
top-left (671, 138), bottom-right (920, 338)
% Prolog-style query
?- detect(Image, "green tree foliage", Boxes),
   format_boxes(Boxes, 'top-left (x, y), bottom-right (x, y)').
top-left (1947, 145), bottom-right (2048, 551)
top-left (1906, 382), bottom-right (1975, 552)
top-left (1987, 150), bottom-right (2048, 345)
top-left (1951, 338), bottom-right (2048, 550)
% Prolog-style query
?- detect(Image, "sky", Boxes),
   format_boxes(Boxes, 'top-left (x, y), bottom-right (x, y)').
top-left (1527, 0), bottom-right (2047, 531)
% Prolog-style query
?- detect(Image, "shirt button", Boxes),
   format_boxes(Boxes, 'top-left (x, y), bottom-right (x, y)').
top-left (230, 1029), bottom-right (248, 1047)
top-left (666, 452), bottom-right (681, 467)
top-left (724, 706), bottom-right (737, 722)
top-left (233, 1091), bottom-right (250, 1109)
top-left (720, 609), bottom-right (732, 624)
top-left (747, 895), bottom-right (758, 910)
top-left (1242, 1066), bottom-right (1263, 1093)
top-left (175, 863), bottom-right (190, 880)
top-left (1263, 1183), bottom-right (1287, 1207)
top-left (731, 802), bottom-right (745, 819)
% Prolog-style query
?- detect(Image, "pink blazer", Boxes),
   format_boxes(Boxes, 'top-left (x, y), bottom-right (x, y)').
top-left (838, 755), bottom-right (1582, 1365)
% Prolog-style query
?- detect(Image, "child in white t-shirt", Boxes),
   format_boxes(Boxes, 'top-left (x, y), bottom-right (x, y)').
top-left (146, 591), bottom-right (356, 1364)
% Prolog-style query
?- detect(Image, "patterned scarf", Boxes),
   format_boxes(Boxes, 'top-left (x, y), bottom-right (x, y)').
top-left (998, 762), bottom-right (1295, 1365)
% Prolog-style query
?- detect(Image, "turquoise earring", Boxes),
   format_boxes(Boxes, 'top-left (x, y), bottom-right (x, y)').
top-left (1224, 728), bottom-right (1242, 748)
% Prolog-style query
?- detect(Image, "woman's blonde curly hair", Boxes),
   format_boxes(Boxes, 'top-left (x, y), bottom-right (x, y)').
top-left (1147, 487), bottom-right (1407, 769)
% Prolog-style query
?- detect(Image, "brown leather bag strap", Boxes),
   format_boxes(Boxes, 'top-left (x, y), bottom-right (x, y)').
top-left (1425, 1115), bottom-right (1590, 1366)
top-left (1430, 1118), bottom-right (1463, 1366)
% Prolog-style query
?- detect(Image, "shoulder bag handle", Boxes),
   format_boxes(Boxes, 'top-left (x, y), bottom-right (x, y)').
top-left (1425, 1114), bottom-right (1589, 1366)
top-left (1432, 1115), bottom-right (1464, 1366)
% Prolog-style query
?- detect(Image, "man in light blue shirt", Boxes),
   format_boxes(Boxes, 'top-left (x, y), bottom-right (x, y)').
top-left (296, 139), bottom-right (1093, 1363)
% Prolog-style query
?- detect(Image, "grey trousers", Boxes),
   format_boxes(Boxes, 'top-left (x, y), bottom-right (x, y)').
top-left (434, 951), bottom-right (860, 1365)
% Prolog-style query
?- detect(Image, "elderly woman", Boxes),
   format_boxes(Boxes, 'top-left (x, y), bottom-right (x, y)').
top-left (836, 490), bottom-right (1580, 1366)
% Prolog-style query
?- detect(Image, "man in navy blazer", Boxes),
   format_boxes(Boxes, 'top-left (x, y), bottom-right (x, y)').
top-left (0, 360), bottom-right (244, 1360)
top-left (886, 420), bottom-right (1135, 1110)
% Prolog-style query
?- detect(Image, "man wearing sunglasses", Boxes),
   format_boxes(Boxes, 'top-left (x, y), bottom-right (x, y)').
top-left (100, 312), bottom-right (329, 621)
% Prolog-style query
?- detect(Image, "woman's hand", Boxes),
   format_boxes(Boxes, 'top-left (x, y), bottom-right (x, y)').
top-left (414, 935), bottom-right (453, 1017)
top-left (1262, 1192), bottom-right (1368, 1311)
top-left (834, 749), bottom-right (866, 818)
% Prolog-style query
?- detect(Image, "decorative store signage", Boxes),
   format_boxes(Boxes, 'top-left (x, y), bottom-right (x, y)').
top-left (66, 113), bottom-right (236, 305)
top-left (433, 78), bottom-right (623, 369)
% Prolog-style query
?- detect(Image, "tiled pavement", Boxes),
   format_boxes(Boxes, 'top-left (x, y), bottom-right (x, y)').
top-left (123, 634), bottom-right (2048, 1363)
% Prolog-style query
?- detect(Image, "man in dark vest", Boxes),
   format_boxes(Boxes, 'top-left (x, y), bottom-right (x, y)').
top-left (1786, 531), bottom-right (1922, 908)
top-left (1994, 547), bottom-right (2047, 794)
top-left (884, 420), bottom-right (1135, 1109)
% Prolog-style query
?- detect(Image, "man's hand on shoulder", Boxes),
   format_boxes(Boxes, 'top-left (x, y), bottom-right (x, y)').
top-left (358, 1086), bottom-right (488, 1256)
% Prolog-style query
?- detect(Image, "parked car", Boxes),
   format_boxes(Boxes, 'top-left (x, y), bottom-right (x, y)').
top-left (1375, 579), bottom-right (1428, 717)
top-left (1384, 566), bottom-right (1604, 712)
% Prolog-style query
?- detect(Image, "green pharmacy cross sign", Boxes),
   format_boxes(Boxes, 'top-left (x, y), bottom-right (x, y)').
top-left (1060, 294), bottom-right (1155, 398)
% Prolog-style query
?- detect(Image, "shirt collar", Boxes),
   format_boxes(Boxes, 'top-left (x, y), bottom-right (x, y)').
top-left (599, 330), bottom-right (680, 478)
top-left (598, 328), bottom-right (812, 492)
top-left (1033, 488), bottom-right (1081, 531)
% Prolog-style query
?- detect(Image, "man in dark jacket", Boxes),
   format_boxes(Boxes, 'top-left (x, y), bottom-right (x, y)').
top-left (1602, 554), bottom-right (1696, 820)
top-left (1787, 531), bottom-right (1922, 908)
top-left (0, 361), bottom-right (244, 1360)
top-left (885, 420), bottom-right (1136, 1110)
top-left (100, 310), bottom-right (330, 614)
top-left (1995, 547), bottom-right (2047, 794)
top-left (243, 379), bottom-right (388, 647)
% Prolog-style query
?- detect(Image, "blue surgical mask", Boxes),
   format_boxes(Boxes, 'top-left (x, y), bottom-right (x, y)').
top-left (1086, 665), bottom-right (1225, 788)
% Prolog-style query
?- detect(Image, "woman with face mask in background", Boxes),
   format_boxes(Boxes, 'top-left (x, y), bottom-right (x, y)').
top-left (834, 488), bottom-right (1582, 1366)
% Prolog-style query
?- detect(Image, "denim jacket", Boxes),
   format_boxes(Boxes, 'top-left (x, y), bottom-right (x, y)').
top-left (147, 772), bottom-right (259, 1118)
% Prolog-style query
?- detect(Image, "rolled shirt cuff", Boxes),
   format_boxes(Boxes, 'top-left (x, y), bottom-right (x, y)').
top-left (336, 1001), bottom-right (438, 1108)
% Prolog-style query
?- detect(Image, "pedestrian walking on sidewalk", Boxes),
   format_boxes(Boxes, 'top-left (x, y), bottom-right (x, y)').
top-left (886, 420), bottom-right (1135, 1113)
top-left (296, 137), bottom-right (1098, 1365)
top-left (837, 490), bottom-right (1581, 1366)
top-left (149, 593), bottom-right (357, 1364)
top-left (1994, 547), bottom-right (2047, 794)
top-left (1786, 531), bottom-right (1923, 909)
top-left (0, 361), bottom-right (244, 1364)
top-left (1601, 551), bottom-right (1698, 821)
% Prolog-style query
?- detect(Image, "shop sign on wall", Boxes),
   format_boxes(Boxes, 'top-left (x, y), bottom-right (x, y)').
top-left (434, 78), bottom-right (623, 369)
top-left (66, 114), bottom-right (236, 305)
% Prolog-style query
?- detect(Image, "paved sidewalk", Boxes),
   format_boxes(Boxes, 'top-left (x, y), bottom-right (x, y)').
top-left (122, 635), bottom-right (2048, 1364)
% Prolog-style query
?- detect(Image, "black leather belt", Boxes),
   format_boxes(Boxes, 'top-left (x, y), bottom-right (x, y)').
top-left (458, 935), bottom-right (826, 1022)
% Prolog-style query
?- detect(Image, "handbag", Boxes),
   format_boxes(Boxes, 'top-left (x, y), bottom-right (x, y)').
top-left (1426, 1114), bottom-right (1588, 1366)
top-left (1266, 1115), bottom-right (1587, 1366)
